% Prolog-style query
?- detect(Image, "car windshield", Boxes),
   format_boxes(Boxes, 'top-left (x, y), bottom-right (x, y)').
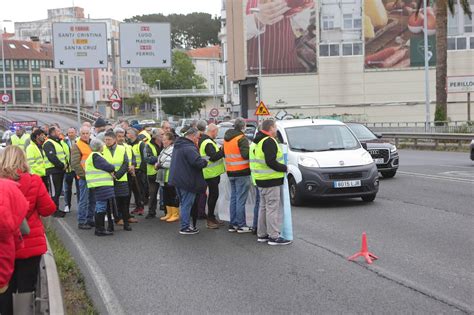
top-left (217, 125), bottom-right (232, 139)
top-left (347, 124), bottom-right (377, 141)
top-left (286, 125), bottom-right (360, 152)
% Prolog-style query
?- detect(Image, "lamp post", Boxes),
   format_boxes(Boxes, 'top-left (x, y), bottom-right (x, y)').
top-left (423, 0), bottom-right (431, 132)
top-left (155, 79), bottom-right (161, 121)
top-left (1, 21), bottom-right (10, 116)
top-left (250, 8), bottom-right (263, 114)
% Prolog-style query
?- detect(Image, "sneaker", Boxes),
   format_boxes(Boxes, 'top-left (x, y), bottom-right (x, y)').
top-left (87, 221), bottom-right (95, 227)
top-left (179, 227), bottom-right (200, 235)
top-left (116, 219), bottom-right (124, 226)
top-left (207, 219), bottom-right (219, 229)
top-left (237, 226), bottom-right (252, 234)
top-left (228, 225), bottom-right (238, 232)
top-left (78, 223), bottom-right (92, 230)
top-left (63, 205), bottom-right (70, 213)
top-left (257, 235), bottom-right (270, 243)
top-left (136, 208), bottom-right (145, 216)
top-left (217, 219), bottom-right (225, 226)
top-left (268, 237), bottom-right (292, 246)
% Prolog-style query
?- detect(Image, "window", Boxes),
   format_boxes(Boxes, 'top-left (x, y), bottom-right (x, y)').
top-left (31, 60), bottom-right (40, 70)
top-left (342, 42), bottom-right (363, 56)
top-left (32, 74), bottom-right (41, 87)
top-left (13, 60), bottom-right (29, 70)
top-left (15, 90), bottom-right (31, 103)
top-left (448, 36), bottom-right (469, 50)
top-left (33, 90), bottom-right (42, 103)
top-left (471, 37), bottom-right (474, 49)
top-left (448, 12), bottom-right (459, 35)
top-left (14, 74), bottom-right (30, 87)
top-left (465, 14), bottom-right (473, 33)
top-left (330, 44), bottom-right (339, 56)
top-left (0, 75), bottom-right (12, 88)
top-left (322, 16), bottom-right (335, 30)
top-left (0, 60), bottom-right (11, 71)
top-left (343, 14), bottom-right (362, 30)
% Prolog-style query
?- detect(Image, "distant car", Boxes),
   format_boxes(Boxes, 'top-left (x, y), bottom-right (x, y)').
top-left (216, 122), bottom-right (234, 146)
top-left (346, 123), bottom-right (399, 178)
top-left (175, 119), bottom-right (197, 135)
top-left (470, 140), bottom-right (474, 160)
top-left (139, 119), bottom-right (156, 126)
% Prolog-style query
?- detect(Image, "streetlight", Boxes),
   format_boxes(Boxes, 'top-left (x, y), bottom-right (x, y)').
top-left (422, 0), bottom-right (431, 132)
top-left (250, 8), bottom-right (263, 113)
top-left (1, 20), bottom-right (11, 116)
top-left (155, 79), bottom-right (161, 121)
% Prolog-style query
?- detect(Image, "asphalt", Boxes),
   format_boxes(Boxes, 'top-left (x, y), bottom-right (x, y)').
top-left (4, 110), bottom-right (80, 128)
top-left (48, 149), bottom-right (474, 314)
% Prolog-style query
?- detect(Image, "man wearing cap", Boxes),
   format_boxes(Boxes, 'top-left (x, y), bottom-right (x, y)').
top-left (144, 128), bottom-right (163, 219)
top-left (94, 118), bottom-right (108, 141)
top-left (10, 126), bottom-right (30, 150)
top-left (169, 128), bottom-right (208, 235)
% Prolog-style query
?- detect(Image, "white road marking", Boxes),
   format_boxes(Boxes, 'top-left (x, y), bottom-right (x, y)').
top-left (398, 171), bottom-right (474, 184)
top-left (56, 219), bottom-right (125, 315)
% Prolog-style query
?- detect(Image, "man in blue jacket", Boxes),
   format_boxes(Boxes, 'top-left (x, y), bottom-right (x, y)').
top-left (168, 128), bottom-right (208, 235)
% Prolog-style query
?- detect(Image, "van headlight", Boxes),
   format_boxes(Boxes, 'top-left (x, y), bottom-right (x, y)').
top-left (298, 156), bottom-right (319, 168)
top-left (361, 151), bottom-right (374, 164)
top-left (390, 145), bottom-right (397, 153)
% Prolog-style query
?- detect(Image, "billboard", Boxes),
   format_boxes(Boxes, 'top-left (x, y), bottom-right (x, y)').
top-left (245, 0), bottom-right (318, 75)
top-left (364, 0), bottom-right (436, 69)
top-left (52, 23), bottom-right (108, 69)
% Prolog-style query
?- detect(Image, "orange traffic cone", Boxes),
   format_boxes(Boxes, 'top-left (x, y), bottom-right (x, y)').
top-left (348, 232), bottom-right (378, 264)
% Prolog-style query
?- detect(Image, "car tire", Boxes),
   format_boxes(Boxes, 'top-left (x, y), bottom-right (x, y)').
top-left (381, 170), bottom-right (397, 178)
top-left (361, 194), bottom-right (376, 202)
top-left (288, 176), bottom-right (303, 206)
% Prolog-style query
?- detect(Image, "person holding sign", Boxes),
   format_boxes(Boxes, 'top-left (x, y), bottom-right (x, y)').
top-left (252, 119), bottom-right (291, 246)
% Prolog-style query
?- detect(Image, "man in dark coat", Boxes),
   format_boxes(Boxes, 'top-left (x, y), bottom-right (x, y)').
top-left (168, 128), bottom-right (207, 235)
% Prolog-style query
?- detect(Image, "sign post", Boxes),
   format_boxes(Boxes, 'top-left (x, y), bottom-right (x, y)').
top-left (1, 93), bottom-right (9, 116)
top-left (109, 89), bottom-right (122, 112)
top-left (447, 75), bottom-right (474, 122)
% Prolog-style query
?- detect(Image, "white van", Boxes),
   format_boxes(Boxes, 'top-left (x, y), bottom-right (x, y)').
top-left (275, 119), bottom-right (379, 205)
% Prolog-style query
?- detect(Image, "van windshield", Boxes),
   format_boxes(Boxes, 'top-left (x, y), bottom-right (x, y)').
top-left (285, 125), bottom-right (360, 152)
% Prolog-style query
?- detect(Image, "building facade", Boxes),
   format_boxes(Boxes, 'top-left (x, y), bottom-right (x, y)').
top-left (222, 0), bottom-right (474, 123)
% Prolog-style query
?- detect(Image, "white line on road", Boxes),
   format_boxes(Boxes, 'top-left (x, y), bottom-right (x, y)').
top-left (398, 171), bottom-right (474, 184)
top-left (56, 219), bottom-right (125, 315)
top-left (438, 164), bottom-right (474, 170)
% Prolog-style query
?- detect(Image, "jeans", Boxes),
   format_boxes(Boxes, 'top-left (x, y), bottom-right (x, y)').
top-left (77, 179), bottom-right (96, 224)
top-left (96, 200), bottom-right (108, 214)
top-left (253, 186), bottom-right (260, 230)
top-left (176, 187), bottom-right (196, 230)
top-left (229, 176), bottom-right (251, 228)
top-left (64, 171), bottom-right (80, 208)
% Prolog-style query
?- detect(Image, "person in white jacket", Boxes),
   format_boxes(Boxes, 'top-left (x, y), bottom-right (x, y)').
top-left (156, 132), bottom-right (179, 222)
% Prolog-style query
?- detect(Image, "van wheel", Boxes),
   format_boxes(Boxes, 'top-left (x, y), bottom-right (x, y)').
top-left (381, 170), bottom-right (397, 178)
top-left (289, 176), bottom-right (303, 206)
top-left (361, 194), bottom-right (376, 202)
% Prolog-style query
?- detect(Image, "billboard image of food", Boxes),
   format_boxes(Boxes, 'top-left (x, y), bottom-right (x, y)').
top-left (245, 0), bottom-right (318, 75)
top-left (364, 0), bottom-right (436, 69)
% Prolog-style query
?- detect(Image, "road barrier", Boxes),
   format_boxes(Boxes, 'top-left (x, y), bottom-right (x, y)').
top-left (381, 132), bottom-right (473, 150)
top-left (1, 104), bottom-right (96, 124)
top-left (367, 121), bottom-right (473, 133)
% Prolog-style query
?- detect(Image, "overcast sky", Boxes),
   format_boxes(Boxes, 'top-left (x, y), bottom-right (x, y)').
top-left (1, 0), bottom-right (221, 31)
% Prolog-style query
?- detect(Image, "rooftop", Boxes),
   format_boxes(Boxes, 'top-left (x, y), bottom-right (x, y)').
top-left (186, 45), bottom-right (221, 60)
top-left (0, 39), bottom-right (53, 60)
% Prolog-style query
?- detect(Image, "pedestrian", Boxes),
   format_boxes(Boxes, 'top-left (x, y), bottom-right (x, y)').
top-left (195, 120), bottom-right (209, 220)
top-left (156, 132), bottom-right (180, 222)
top-left (139, 126), bottom-right (152, 143)
top-left (249, 126), bottom-right (261, 234)
top-left (114, 127), bottom-right (138, 225)
top-left (144, 129), bottom-right (163, 219)
top-left (161, 120), bottom-right (171, 133)
top-left (199, 123), bottom-right (225, 229)
top-left (103, 130), bottom-right (132, 231)
top-left (26, 129), bottom-right (48, 189)
top-left (127, 128), bottom-right (147, 215)
top-left (223, 117), bottom-right (252, 233)
top-left (94, 118), bottom-right (108, 141)
top-left (71, 126), bottom-right (97, 230)
top-left (9, 126), bottom-right (30, 150)
top-left (0, 178), bottom-right (29, 315)
top-left (252, 119), bottom-right (291, 245)
top-left (169, 128), bottom-right (208, 235)
top-left (63, 127), bottom-right (80, 214)
top-left (85, 139), bottom-right (116, 236)
top-left (43, 126), bottom-right (68, 218)
top-left (0, 146), bottom-right (56, 313)
top-left (119, 119), bottom-right (130, 130)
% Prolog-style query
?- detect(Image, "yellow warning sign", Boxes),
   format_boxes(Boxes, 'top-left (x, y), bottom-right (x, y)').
top-left (255, 101), bottom-right (270, 116)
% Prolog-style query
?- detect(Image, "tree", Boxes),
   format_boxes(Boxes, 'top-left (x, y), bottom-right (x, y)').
top-left (141, 51), bottom-right (207, 117)
top-left (417, 0), bottom-right (472, 121)
top-left (124, 13), bottom-right (220, 49)
top-left (124, 93), bottom-right (154, 114)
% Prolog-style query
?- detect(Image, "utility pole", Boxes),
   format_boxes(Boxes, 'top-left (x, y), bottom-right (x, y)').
top-left (423, 0), bottom-right (431, 132)
top-left (1, 25), bottom-right (7, 116)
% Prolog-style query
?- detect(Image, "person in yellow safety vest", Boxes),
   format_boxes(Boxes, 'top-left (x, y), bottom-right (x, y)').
top-left (26, 129), bottom-right (49, 189)
top-left (43, 126), bottom-right (69, 218)
top-left (126, 128), bottom-right (147, 215)
top-left (199, 123), bottom-right (225, 229)
top-left (114, 127), bottom-right (139, 225)
top-left (249, 139), bottom-right (261, 234)
top-left (144, 129), bottom-right (163, 219)
top-left (70, 126), bottom-right (96, 230)
top-left (103, 130), bottom-right (132, 231)
top-left (139, 126), bottom-right (152, 143)
top-left (85, 138), bottom-right (116, 236)
top-left (155, 132), bottom-right (180, 222)
top-left (10, 126), bottom-right (31, 150)
top-left (251, 119), bottom-right (291, 246)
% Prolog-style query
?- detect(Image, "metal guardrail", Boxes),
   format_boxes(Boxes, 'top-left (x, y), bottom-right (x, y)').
top-left (366, 121), bottom-right (473, 133)
top-left (2, 104), bottom-right (96, 123)
top-left (381, 132), bottom-right (474, 149)
top-left (149, 88), bottom-right (224, 98)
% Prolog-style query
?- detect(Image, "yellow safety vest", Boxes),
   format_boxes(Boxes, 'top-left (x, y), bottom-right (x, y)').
top-left (102, 145), bottom-right (127, 182)
top-left (199, 138), bottom-right (225, 180)
top-left (122, 143), bottom-right (133, 167)
top-left (26, 143), bottom-right (46, 177)
top-left (252, 137), bottom-right (285, 181)
top-left (132, 141), bottom-right (142, 167)
top-left (60, 140), bottom-right (71, 172)
top-left (146, 143), bottom-right (158, 176)
top-left (43, 139), bottom-right (66, 170)
top-left (139, 130), bottom-right (151, 143)
top-left (85, 152), bottom-right (114, 188)
top-left (11, 133), bottom-right (30, 150)
top-left (249, 142), bottom-right (257, 186)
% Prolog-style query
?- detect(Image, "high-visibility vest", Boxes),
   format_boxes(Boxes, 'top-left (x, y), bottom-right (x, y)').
top-left (146, 143), bottom-right (158, 176)
top-left (60, 140), bottom-right (71, 172)
top-left (11, 133), bottom-right (30, 150)
top-left (26, 143), bottom-right (46, 177)
top-left (76, 139), bottom-right (92, 170)
top-left (200, 138), bottom-right (225, 179)
top-left (252, 136), bottom-right (285, 181)
top-left (132, 141), bottom-right (143, 167)
top-left (223, 134), bottom-right (249, 172)
top-left (122, 143), bottom-right (133, 166)
top-left (139, 130), bottom-right (151, 143)
top-left (249, 142), bottom-right (257, 186)
top-left (43, 139), bottom-right (66, 170)
top-left (84, 152), bottom-right (114, 188)
top-left (102, 145), bottom-right (127, 182)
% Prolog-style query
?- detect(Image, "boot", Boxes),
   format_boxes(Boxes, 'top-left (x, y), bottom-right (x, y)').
top-left (95, 213), bottom-right (113, 236)
top-left (121, 205), bottom-right (132, 231)
top-left (160, 206), bottom-right (173, 221)
top-left (166, 207), bottom-right (180, 223)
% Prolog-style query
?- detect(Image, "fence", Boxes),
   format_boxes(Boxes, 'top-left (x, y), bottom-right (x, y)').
top-left (366, 121), bottom-right (473, 133)
top-left (381, 132), bottom-right (473, 150)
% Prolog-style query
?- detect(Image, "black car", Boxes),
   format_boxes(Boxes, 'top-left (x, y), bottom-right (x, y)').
top-left (347, 123), bottom-right (399, 178)
top-left (470, 140), bottom-right (474, 161)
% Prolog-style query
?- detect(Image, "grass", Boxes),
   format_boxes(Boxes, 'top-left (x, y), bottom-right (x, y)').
top-left (45, 227), bottom-right (98, 315)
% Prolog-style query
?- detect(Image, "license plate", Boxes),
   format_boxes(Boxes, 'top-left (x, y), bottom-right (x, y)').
top-left (373, 158), bottom-right (384, 164)
top-left (333, 180), bottom-right (362, 188)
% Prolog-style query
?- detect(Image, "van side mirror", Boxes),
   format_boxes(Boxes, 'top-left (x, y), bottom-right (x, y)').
top-left (375, 133), bottom-right (383, 139)
top-left (361, 142), bottom-right (368, 150)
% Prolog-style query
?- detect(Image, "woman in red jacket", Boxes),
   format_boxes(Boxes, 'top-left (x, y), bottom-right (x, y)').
top-left (0, 146), bottom-right (56, 314)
